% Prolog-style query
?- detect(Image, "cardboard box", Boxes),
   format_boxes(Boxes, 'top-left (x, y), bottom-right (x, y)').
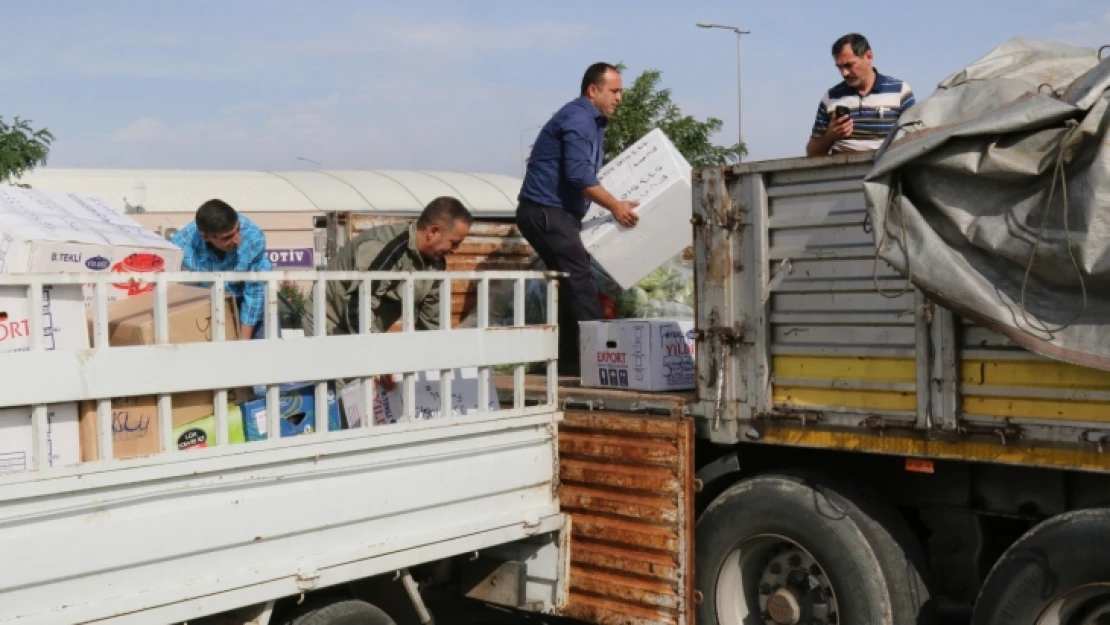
top-left (0, 185), bottom-right (183, 305)
top-left (579, 318), bottom-right (697, 391)
top-left (579, 129), bottom-right (694, 289)
top-left (79, 388), bottom-right (255, 461)
top-left (94, 284), bottom-right (241, 345)
top-left (241, 383), bottom-right (343, 441)
top-left (0, 404), bottom-right (80, 473)
top-left (172, 407), bottom-right (248, 451)
top-left (0, 285), bottom-right (86, 470)
top-left (340, 367), bottom-right (500, 427)
top-left (78, 285), bottom-right (249, 460)
top-left (0, 185), bottom-right (180, 466)
top-left (0, 284), bottom-right (90, 353)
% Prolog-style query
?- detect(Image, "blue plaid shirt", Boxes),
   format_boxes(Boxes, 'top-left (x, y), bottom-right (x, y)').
top-left (171, 215), bottom-right (271, 328)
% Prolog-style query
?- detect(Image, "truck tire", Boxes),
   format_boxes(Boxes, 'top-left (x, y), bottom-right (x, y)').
top-left (280, 598), bottom-right (396, 625)
top-left (971, 508), bottom-right (1110, 624)
top-left (695, 471), bottom-right (934, 625)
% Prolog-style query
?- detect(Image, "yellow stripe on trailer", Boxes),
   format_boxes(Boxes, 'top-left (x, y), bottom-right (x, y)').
top-left (754, 427), bottom-right (1110, 473)
top-left (772, 355), bottom-right (916, 412)
top-left (773, 355), bottom-right (916, 382)
top-left (962, 359), bottom-right (1110, 389)
top-left (961, 396), bottom-right (1110, 422)
top-left (772, 355), bottom-right (1110, 423)
top-left (773, 387), bottom-right (916, 411)
top-left (962, 359), bottom-right (1110, 422)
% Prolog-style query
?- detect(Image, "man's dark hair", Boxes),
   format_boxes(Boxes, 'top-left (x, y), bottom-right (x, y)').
top-left (417, 196), bottom-right (473, 230)
top-left (580, 62), bottom-right (620, 96)
top-left (832, 33), bottom-right (871, 58)
top-left (195, 199), bottom-right (239, 236)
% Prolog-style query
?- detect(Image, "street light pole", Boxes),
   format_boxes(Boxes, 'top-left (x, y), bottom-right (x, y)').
top-left (697, 22), bottom-right (750, 157)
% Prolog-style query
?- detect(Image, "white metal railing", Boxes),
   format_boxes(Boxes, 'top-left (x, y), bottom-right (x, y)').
top-left (0, 269), bottom-right (560, 472)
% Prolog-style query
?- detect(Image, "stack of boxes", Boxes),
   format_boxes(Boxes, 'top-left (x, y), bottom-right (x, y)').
top-left (0, 186), bottom-right (183, 471)
top-left (577, 129), bottom-right (698, 392)
top-left (0, 184), bottom-right (501, 472)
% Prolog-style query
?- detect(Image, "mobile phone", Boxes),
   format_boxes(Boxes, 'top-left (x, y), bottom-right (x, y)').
top-left (835, 105), bottom-right (851, 119)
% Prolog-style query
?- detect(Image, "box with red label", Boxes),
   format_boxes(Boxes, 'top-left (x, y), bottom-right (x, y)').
top-left (0, 284), bottom-right (89, 353)
top-left (579, 318), bottom-right (696, 392)
top-left (0, 184), bottom-right (183, 306)
top-left (0, 284), bottom-right (87, 472)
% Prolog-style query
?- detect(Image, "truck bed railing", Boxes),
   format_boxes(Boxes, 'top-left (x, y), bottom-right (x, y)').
top-left (0, 269), bottom-right (560, 472)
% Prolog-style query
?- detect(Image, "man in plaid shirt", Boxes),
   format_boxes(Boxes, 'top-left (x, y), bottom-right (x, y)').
top-left (172, 199), bottom-right (272, 340)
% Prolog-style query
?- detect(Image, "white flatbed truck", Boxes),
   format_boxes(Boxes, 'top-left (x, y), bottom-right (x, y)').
top-left (0, 269), bottom-right (568, 625)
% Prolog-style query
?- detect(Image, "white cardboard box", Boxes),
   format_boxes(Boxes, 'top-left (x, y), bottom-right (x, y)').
top-left (579, 129), bottom-right (693, 289)
top-left (0, 284), bottom-right (90, 353)
top-left (0, 185), bottom-right (183, 305)
top-left (340, 367), bottom-right (500, 427)
top-left (579, 318), bottom-right (697, 391)
top-left (0, 403), bottom-right (80, 473)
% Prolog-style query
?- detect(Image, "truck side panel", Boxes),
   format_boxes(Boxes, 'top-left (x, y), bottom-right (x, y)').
top-left (692, 155), bottom-right (1110, 471)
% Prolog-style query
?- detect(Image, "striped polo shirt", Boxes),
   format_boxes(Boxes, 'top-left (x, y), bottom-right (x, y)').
top-left (810, 69), bottom-right (915, 152)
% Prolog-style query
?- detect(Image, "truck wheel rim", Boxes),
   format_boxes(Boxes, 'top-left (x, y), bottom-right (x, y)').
top-left (1036, 583), bottom-right (1110, 625)
top-left (716, 534), bottom-right (838, 625)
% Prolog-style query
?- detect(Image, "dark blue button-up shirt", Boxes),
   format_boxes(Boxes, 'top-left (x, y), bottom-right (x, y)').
top-left (519, 96), bottom-right (607, 219)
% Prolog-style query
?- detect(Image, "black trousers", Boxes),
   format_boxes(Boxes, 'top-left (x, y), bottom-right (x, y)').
top-left (516, 200), bottom-right (603, 374)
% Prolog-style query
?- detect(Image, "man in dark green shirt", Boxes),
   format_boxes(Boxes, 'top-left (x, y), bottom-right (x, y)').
top-left (302, 196), bottom-right (472, 336)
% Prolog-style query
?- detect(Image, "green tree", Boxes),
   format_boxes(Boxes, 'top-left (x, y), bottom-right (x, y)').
top-left (604, 64), bottom-right (746, 168)
top-left (0, 117), bottom-right (55, 182)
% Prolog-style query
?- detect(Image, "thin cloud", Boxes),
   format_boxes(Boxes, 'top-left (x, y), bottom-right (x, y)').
top-left (1052, 10), bottom-right (1110, 46)
top-left (277, 18), bottom-right (599, 58)
top-left (109, 118), bottom-right (176, 143)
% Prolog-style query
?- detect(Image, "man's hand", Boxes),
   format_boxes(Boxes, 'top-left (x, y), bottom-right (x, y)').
top-left (376, 374), bottom-right (397, 392)
top-left (610, 200), bottom-right (640, 228)
top-left (584, 185), bottom-right (639, 227)
top-left (806, 113), bottom-right (855, 157)
top-left (825, 112), bottom-right (854, 140)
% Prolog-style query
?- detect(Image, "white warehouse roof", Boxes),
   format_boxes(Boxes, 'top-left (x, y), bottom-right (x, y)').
top-left (13, 168), bottom-right (523, 218)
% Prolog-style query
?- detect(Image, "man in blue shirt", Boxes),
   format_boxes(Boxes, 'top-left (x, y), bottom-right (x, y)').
top-left (172, 199), bottom-right (272, 340)
top-left (518, 62), bottom-right (640, 376)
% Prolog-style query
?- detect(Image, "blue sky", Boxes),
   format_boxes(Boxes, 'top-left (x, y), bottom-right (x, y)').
top-left (6, 0), bottom-right (1107, 176)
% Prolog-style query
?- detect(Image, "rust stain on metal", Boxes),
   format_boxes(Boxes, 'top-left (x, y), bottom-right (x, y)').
top-left (560, 459), bottom-right (681, 493)
top-left (487, 376), bottom-right (695, 625)
top-left (561, 485), bottom-right (678, 524)
top-left (562, 411), bottom-right (685, 437)
top-left (562, 594), bottom-right (677, 625)
top-left (554, 401), bottom-right (695, 625)
top-left (572, 542), bottom-right (681, 582)
top-left (571, 569), bottom-right (680, 609)
top-left (571, 514), bottom-right (679, 552)
top-left (559, 432), bottom-right (679, 466)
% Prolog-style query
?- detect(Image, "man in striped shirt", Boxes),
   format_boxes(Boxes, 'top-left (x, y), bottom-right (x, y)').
top-left (806, 33), bottom-right (915, 157)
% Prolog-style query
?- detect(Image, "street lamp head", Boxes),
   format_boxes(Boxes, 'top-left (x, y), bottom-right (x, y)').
top-left (697, 22), bottom-right (749, 34)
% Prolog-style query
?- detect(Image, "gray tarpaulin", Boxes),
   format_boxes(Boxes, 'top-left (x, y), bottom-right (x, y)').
top-left (863, 38), bottom-right (1110, 370)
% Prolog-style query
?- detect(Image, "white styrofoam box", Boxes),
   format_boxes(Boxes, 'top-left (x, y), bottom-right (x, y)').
top-left (0, 284), bottom-right (90, 353)
top-left (0, 402), bottom-right (80, 473)
top-left (0, 185), bottom-right (183, 304)
top-left (579, 128), bottom-right (693, 289)
top-left (340, 367), bottom-right (500, 427)
top-left (579, 318), bottom-right (696, 392)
